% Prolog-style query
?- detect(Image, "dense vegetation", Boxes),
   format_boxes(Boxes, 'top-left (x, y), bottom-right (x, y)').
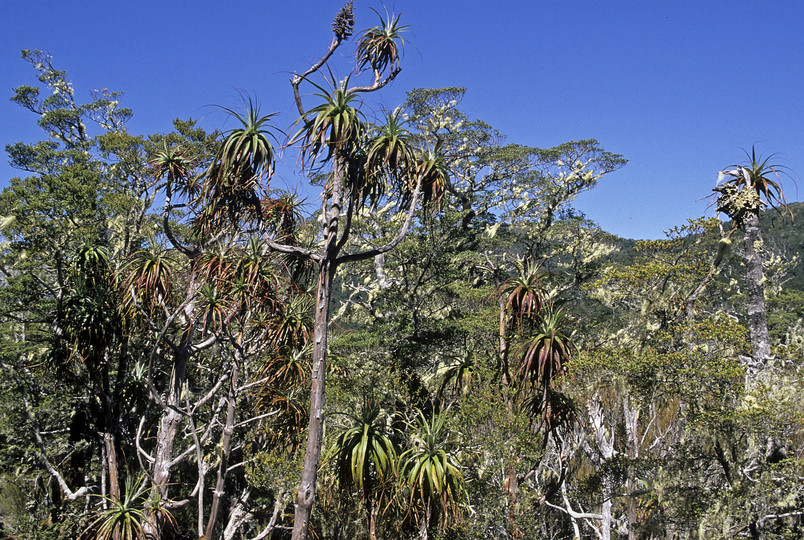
top-left (1, 5), bottom-right (802, 539)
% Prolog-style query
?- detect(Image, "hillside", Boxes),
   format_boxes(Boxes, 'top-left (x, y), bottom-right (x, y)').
top-left (607, 201), bottom-right (803, 289)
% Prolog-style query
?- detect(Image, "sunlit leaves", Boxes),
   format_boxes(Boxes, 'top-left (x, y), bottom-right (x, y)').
top-left (400, 411), bottom-right (467, 527)
top-left (328, 400), bottom-right (397, 494)
top-left (714, 146), bottom-right (790, 227)
top-left (213, 99), bottom-right (278, 182)
top-left (61, 244), bottom-right (121, 365)
top-left (121, 247), bottom-right (177, 317)
top-left (262, 194), bottom-right (304, 242)
top-left (438, 348), bottom-right (478, 398)
top-left (362, 110), bottom-right (414, 205)
top-left (149, 143), bottom-right (198, 199)
top-left (413, 142), bottom-right (450, 208)
top-left (269, 292), bottom-right (314, 352)
top-left (298, 78), bottom-right (364, 166)
top-left (518, 304), bottom-right (573, 388)
top-left (200, 98), bottom-right (279, 230)
top-left (81, 477), bottom-right (176, 540)
top-left (356, 8), bottom-right (408, 76)
top-left (500, 258), bottom-right (545, 329)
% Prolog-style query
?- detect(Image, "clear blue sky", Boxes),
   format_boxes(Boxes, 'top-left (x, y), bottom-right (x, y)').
top-left (3, 0), bottom-right (804, 239)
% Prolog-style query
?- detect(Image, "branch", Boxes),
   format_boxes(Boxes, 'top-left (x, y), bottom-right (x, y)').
top-left (336, 176), bottom-right (423, 265)
top-left (135, 414), bottom-right (155, 465)
top-left (238, 375), bottom-right (272, 394)
top-left (291, 35), bottom-right (343, 117)
top-left (544, 499), bottom-right (603, 521)
top-left (350, 67), bottom-right (402, 94)
top-left (162, 177), bottom-right (198, 258)
top-left (335, 189), bottom-right (356, 254)
top-left (261, 233), bottom-right (320, 262)
top-left (21, 392), bottom-right (91, 501)
top-left (250, 491), bottom-right (290, 540)
top-left (684, 226), bottom-right (737, 319)
top-left (186, 390), bottom-right (207, 538)
top-left (191, 371), bottom-right (229, 413)
top-left (189, 331), bottom-right (220, 354)
top-left (759, 512), bottom-right (804, 527)
top-left (234, 409), bottom-right (281, 429)
top-left (170, 396), bottom-right (227, 467)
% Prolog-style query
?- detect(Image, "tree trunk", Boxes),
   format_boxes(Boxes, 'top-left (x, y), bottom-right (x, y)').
top-left (742, 213), bottom-right (771, 364)
top-left (587, 392), bottom-right (615, 540)
top-left (102, 432), bottom-right (120, 501)
top-left (292, 156), bottom-right (345, 539)
top-left (145, 343), bottom-right (190, 538)
top-left (291, 258), bottom-right (336, 539)
top-left (623, 397), bottom-right (640, 540)
top-left (368, 495), bottom-right (377, 540)
top-left (205, 356), bottom-right (238, 538)
top-left (418, 498), bottom-right (431, 540)
top-left (499, 297), bottom-right (512, 407)
top-left (151, 346), bottom-right (189, 498)
top-left (600, 473), bottom-right (613, 540)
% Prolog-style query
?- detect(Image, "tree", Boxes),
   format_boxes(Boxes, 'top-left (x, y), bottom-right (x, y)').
top-left (400, 87), bottom-right (627, 238)
top-left (1, 50), bottom-right (142, 518)
top-left (328, 400), bottom-right (397, 540)
top-left (713, 147), bottom-right (790, 367)
top-left (132, 107), bottom-right (307, 538)
top-left (400, 410), bottom-right (466, 539)
top-left (248, 5), bottom-right (447, 537)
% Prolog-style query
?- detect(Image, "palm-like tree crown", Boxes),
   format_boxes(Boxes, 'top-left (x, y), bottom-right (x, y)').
top-left (500, 258), bottom-right (545, 328)
top-left (367, 111), bottom-right (413, 179)
top-left (121, 247), bottom-right (176, 319)
top-left (150, 143), bottom-right (191, 183)
top-left (713, 146), bottom-right (790, 226)
top-left (438, 347), bottom-right (477, 398)
top-left (201, 99), bottom-right (279, 229)
top-left (413, 141), bottom-right (450, 208)
top-left (81, 477), bottom-right (176, 540)
top-left (518, 303), bottom-right (573, 388)
top-left (150, 143), bottom-right (200, 200)
top-left (299, 79), bottom-right (364, 165)
top-left (400, 411), bottom-right (466, 524)
top-left (214, 99), bottom-right (278, 180)
top-left (329, 401), bottom-right (397, 494)
top-left (62, 245), bottom-right (120, 365)
top-left (342, 110), bottom-right (414, 207)
top-left (356, 8), bottom-right (408, 75)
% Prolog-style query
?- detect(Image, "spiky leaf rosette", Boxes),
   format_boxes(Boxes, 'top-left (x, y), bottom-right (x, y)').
top-left (201, 98), bottom-right (279, 230)
top-left (518, 304), bottom-right (574, 388)
top-left (411, 141), bottom-right (450, 209)
top-left (356, 8), bottom-right (408, 75)
top-left (297, 77), bottom-right (364, 165)
top-left (713, 146), bottom-right (791, 226)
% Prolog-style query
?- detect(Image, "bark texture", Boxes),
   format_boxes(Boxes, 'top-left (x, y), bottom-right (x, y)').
top-left (742, 213), bottom-right (771, 363)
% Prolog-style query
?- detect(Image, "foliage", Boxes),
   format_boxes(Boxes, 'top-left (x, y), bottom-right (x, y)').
top-left (400, 410), bottom-right (467, 533)
top-left (81, 478), bottom-right (175, 540)
top-left (4, 16), bottom-right (804, 540)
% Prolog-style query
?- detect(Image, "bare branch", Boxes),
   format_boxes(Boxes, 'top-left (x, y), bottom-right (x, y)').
top-left (170, 397), bottom-right (227, 467)
top-left (234, 409), bottom-right (281, 429)
top-left (22, 392), bottom-right (91, 501)
top-left (136, 414), bottom-right (155, 465)
top-left (162, 178), bottom-right (198, 258)
top-left (186, 390), bottom-right (207, 537)
top-left (350, 67), bottom-right (402, 94)
top-left (544, 499), bottom-right (603, 521)
top-left (336, 176), bottom-right (423, 265)
top-left (262, 234), bottom-right (320, 262)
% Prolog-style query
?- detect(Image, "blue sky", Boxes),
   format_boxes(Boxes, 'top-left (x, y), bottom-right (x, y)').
top-left (3, 0), bottom-right (804, 239)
